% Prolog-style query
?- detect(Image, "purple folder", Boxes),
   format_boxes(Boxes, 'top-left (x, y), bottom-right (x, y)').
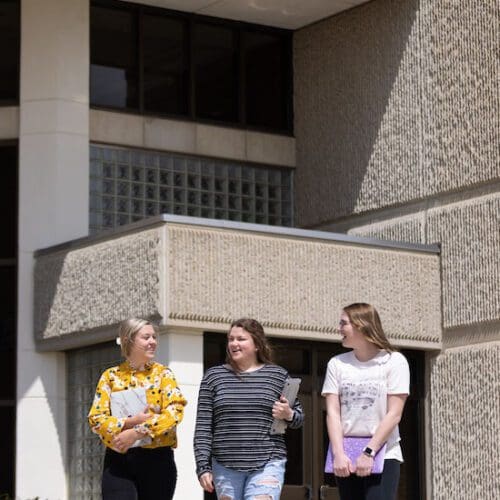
top-left (325, 437), bottom-right (387, 474)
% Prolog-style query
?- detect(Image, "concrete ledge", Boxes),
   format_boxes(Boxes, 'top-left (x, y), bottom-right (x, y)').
top-left (90, 109), bottom-right (296, 167)
top-left (34, 215), bottom-right (441, 349)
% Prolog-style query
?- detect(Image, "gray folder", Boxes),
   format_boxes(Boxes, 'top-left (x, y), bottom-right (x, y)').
top-left (270, 377), bottom-right (301, 435)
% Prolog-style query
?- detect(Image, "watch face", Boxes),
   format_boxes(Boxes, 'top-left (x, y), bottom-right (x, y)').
top-left (364, 447), bottom-right (374, 456)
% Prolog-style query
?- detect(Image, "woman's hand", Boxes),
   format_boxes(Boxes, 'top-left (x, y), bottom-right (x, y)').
top-left (272, 396), bottom-right (293, 421)
top-left (123, 406), bottom-right (151, 429)
top-left (132, 406), bottom-right (151, 425)
top-left (355, 453), bottom-right (374, 477)
top-left (333, 453), bottom-right (354, 477)
top-left (112, 429), bottom-right (142, 453)
top-left (199, 472), bottom-right (215, 493)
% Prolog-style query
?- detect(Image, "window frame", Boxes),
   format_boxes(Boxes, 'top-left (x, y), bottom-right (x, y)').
top-left (90, 0), bottom-right (293, 135)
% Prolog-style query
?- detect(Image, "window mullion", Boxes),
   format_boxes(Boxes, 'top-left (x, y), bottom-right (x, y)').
top-left (188, 19), bottom-right (196, 120)
top-left (138, 6), bottom-right (144, 113)
top-left (238, 29), bottom-right (245, 126)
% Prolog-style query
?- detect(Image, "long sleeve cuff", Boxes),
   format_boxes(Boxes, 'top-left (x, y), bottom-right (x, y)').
top-left (196, 463), bottom-right (212, 478)
top-left (287, 408), bottom-right (304, 429)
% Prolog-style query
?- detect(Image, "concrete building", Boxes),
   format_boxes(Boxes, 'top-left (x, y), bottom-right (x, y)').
top-left (0, 0), bottom-right (498, 499)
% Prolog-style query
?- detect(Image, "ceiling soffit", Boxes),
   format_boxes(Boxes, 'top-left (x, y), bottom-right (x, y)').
top-left (119, 0), bottom-right (370, 29)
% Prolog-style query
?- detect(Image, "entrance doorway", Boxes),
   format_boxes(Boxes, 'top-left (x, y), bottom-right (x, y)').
top-left (203, 333), bottom-right (425, 500)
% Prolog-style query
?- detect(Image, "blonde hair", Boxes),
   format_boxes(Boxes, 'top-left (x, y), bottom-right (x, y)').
top-left (343, 303), bottom-right (396, 352)
top-left (118, 318), bottom-right (156, 357)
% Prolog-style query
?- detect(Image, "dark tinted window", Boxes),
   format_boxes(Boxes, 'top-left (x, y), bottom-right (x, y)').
top-left (143, 14), bottom-right (188, 115)
top-left (90, 1), bottom-right (292, 133)
top-left (194, 23), bottom-right (238, 122)
top-left (0, 147), bottom-right (17, 259)
top-left (0, 407), bottom-right (15, 496)
top-left (0, 266), bottom-right (16, 400)
top-left (0, 1), bottom-right (20, 102)
top-left (90, 5), bottom-right (138, 109)
top-left (244, 30), bottom-right (290, 130)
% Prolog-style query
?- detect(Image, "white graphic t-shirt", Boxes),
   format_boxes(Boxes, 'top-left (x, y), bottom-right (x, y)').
top-left (322, 350), bottom-right (410, 461)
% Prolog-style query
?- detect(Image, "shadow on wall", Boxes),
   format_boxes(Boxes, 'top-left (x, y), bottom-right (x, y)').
top-left (294, 0), bottom-right (421, 226)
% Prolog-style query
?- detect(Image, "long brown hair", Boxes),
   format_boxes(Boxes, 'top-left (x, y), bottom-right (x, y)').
top-left (226, 318), bottom-right (274, 372)
top-left (343, 303), bottom-right (396, 352)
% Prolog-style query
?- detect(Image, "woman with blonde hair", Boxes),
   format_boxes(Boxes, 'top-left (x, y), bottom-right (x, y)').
top-left (88, 318), bottom-right (187, 500)
top-left (322, 303), bottom-right (410, 500)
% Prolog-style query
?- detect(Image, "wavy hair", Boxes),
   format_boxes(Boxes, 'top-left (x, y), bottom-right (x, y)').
top-left (226, 318), bottom-right (274, 372)
top-left (343, 303), bottom-right (396, 352)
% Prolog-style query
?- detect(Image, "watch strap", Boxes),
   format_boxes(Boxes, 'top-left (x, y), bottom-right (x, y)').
top-left (362, 446), bottom-right (376, 458)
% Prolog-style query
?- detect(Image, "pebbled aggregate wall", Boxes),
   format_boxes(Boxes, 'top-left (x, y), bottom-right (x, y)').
top-left (166, 224), bottom-right (440, 345)
top-left (294, 1), bottom-right (499, 497)
top-left (430, 343), bottom-right (500, 499)
top-left (34, 228), bottom-right (163, 341)
top-left (34, 222), bottom-right (441, 347)
top-left (294, 0), bottom-right (499, 226)
top-left (348, 194), bottom-right (500, 330)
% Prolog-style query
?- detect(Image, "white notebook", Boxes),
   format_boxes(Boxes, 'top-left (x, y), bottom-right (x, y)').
top-left (110, 387), bottom-right (152, 447)
top-left (270, 377), bottom-right (301, 435)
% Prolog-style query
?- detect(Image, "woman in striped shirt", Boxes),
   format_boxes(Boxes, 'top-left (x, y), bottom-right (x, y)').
top-left (194, 318), bottom-right (304, 499)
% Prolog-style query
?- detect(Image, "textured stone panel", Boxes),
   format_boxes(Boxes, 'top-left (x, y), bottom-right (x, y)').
top-left (35, 229), bottom-right (162, 340)
top-left (347, 213), bottom-right (425, 245)
top-left (421, 0), bottom-right (500, 195)
top-left (426, 195), bottom-right (500, 329)
top-left (346, 195), bottom-right (500, 330)
top-left (167, 225), bottom-right (440, 345)
top-left (294, 0), bottom-right (424, 226)
top-left (431, 343), bottom-right (500, 499)
top-left (294, 0), bottom-right (500, 227)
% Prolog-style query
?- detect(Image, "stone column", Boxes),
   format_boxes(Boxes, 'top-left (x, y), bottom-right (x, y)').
top-left (159, 330), bottom-right (205, 500)
top-left (17, 0), bottom-right (89, 497)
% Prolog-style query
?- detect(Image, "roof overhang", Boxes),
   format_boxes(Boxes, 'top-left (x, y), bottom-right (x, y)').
top-left (119, 0), bottom-right (371, 29)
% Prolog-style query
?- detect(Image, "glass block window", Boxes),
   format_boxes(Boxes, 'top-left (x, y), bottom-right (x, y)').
top-left (90, 145), bottom-right (293, 234)
top-left (67, 342), bottom-right (121, 500)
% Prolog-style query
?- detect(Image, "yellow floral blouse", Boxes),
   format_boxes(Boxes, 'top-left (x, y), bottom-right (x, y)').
top-left (88, 361), bottom-right (187, 452)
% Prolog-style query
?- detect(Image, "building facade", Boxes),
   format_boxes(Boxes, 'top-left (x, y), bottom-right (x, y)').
top-left (0, 0), bottom-right (498, 499)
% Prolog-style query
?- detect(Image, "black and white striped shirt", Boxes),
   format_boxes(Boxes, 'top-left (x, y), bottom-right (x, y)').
top-left (194, 364), bottom-right (304, 476)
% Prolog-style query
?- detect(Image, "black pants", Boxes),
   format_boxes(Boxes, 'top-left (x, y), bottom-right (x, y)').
top-left (102, 447), bottom-right (177, 500)
top-left (335, 459), bottom-right (400, 500)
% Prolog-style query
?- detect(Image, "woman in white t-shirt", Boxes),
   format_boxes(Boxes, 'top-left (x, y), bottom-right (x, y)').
top-left (322, 303), bottom-right (410, 500)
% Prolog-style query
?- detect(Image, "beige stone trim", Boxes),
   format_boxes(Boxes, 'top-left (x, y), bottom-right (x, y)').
top-left (90, 109), bottom-right (296, 167)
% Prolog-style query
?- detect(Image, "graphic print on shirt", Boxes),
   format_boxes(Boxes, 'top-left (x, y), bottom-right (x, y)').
top-left (340, 380), bottom-right (380, 413)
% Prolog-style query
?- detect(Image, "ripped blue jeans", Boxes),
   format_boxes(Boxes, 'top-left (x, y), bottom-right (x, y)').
top-left (212, 457), bottom-right (286, 500)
